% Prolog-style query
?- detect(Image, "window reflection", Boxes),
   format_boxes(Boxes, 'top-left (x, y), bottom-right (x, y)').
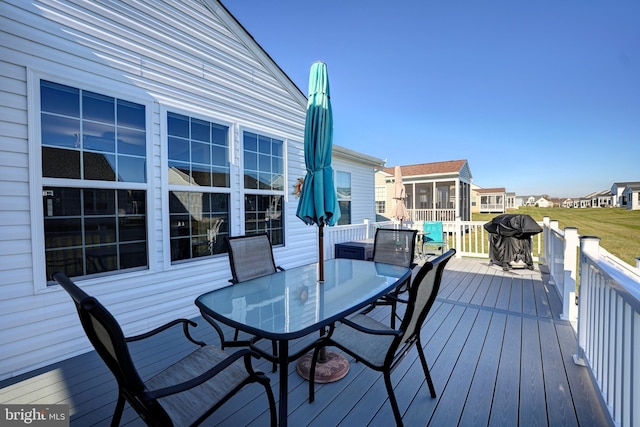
top-left (43, 187), bottom-right (147, 279)
top-left (40, 80), bottom-right (148, 282)
top-left (169, 191), bottom-right (229, 261)
top-left (40, 80), bottom-right (146, 183)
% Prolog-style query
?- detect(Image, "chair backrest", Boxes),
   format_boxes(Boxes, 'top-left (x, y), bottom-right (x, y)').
top-left (53, 272), bottom-right (174, 424)
top-left (398, 249), bottom-right (456, 346)
top-left (372, 228), bottom-right (418, 268)
top-left (51, 272), bottom-right (167, 412)
top-left (423, 221), bottom-right (444, 243)
top-left (225, 233), bottom-right (278, 283)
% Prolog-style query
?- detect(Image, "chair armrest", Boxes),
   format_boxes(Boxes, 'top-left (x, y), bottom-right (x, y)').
top-left (146, 348), bottom-right (259, 399)
top-left (125, 319), bottom-right (206, 347)
top-left (339, 317), bottom-right (401, 337)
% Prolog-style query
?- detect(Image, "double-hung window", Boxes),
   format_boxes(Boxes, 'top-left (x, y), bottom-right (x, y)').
top-left (167, 113), bottom-right (230, 261)
top-left (40, 80), bottom-right (148, 281)
top-left (375, 186), bottom-right (386, 214)
top-left (242, 131), bottom-right (284, 245)
top-left (336, 171), bottom-right (351, 225)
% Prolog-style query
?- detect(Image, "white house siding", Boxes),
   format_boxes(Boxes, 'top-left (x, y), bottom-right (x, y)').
top-left (459, 162), bottom-right (472, 183)
top-left (332, 151), bottom-right (380, 225)
top-left (0, 0), bottom-right (336, 380)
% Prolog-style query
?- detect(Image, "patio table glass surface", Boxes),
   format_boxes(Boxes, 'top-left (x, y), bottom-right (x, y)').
top-left (196, 258), bottom-right (410, 339)
top-left (195, 258), bottom-right (411, 426)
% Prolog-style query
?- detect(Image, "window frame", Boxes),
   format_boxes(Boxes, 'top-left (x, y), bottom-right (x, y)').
top-left (239, 127), bottom-right (287, 246)
top-left (375, 186), bottom-right (386, 214)
top-left (163, 108), bottom-right (233, 264)
top-left (336, 170), bottom-right (351, 225)
top-left (28, 70), bottom-right (154, 291)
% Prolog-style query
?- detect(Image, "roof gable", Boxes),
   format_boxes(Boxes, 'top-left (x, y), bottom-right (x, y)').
top-left (209, 0), bottom-right (306, 108)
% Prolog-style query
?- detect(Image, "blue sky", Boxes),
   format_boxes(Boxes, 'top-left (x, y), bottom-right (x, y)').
top-left (223, 1), bottom-right (639, 197)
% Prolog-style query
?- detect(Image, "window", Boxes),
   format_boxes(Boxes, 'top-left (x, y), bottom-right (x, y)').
top-left (243, 132), bottom-right (284, 244)
top-left (375, 186), bottom-right (386, 214)
top-left (336, 171), bottom-right (351, 225)
top-left (40, 80), bottom-right (148, 281)
top-left (167, 113), bottom-right (230, 261)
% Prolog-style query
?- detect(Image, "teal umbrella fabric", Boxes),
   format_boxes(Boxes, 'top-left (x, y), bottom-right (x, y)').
top-left (296, 61), bottom-right (340, 281)
top-left (297, 61), bottom-right (341, 226)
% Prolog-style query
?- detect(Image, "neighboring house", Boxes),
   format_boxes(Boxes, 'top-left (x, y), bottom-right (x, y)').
top-left (582, 190), bottom-right (612, 208)
top-left (536, 197), bottom-right (554, 208)
top-left (621, 184), bottom-right (640, 210)
top-left (472, 187), bottom-right (506, 214)
top-left (375, 159), bottom-right (472, 222)
top-left (505, 192), bottom-right (517, 210)
top-left (523, 195), bottom-right (553, 207)
top-left (0, 0), bottom-right (382, 380)
top-left (562, 198), bottom-right (575, 208)
top-left (611, 182), bottom-right (640, 207)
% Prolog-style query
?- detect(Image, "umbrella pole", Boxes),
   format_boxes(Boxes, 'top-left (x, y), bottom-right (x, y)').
top-left (318, 223), bottom-right (326, 361)
top-left (318, 222), bottom-right (324, 282)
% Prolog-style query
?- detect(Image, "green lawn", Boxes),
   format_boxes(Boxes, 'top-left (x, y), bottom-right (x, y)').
top-left (473, 207), bottom-right (640, 267)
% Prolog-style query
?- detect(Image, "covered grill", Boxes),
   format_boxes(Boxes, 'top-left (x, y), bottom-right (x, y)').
top-left (483, 214), bottom-right (542, 271)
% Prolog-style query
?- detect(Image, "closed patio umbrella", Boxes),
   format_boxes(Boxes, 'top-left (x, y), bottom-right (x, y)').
top-left (391, 165), bottom-right (408, 228)
top-left (296, 61), bottom-right (340, 283)
top-left (296, 61), bottom-right (348, 383)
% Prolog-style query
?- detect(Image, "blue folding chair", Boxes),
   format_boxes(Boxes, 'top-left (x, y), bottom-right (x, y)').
top-left (422, 221), bottom-right (447, 255)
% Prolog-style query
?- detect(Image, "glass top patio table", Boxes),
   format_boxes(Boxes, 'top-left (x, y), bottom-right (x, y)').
top-left (195, 258), bottom-right (411, 426)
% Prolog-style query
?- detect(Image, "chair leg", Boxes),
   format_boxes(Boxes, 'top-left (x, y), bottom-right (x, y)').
top-left (111, 391), bottom-right (125, 427)
top-left (259, 376), bottom-right (277, 427)
top-left (416, 338), bottom-right (436, 398)
top-left (390, 300), bottom-right (397, 329)
top-left (202, 313), bottom-right (227, 348)
top-left (383, 371), bottom-right (403, 427)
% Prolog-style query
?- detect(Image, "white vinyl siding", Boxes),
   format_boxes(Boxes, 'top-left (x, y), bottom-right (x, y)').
top-left (0, 0), bottom-right (313, 380)
top-left (332, 157), bottom-right (377, 225)
top-left (0, 0), bottom-right (383, 380)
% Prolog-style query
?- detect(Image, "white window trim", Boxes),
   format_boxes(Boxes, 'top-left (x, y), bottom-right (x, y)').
top-left (237, 126), bottom-right (288, 238)
top-left (159, 105), bottom-right (234, 267)
top-left (27, 68), bottom-right (156, 292)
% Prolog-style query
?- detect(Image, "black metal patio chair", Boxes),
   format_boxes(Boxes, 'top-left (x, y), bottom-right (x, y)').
top-left (52, 271), bottom-right (277, 427)
top-left (200, 233), bottom-right (283, 371)
top-left (363, 228), bottom-right (418, 327)
top-left (308, 249), bottom-right (456, 427)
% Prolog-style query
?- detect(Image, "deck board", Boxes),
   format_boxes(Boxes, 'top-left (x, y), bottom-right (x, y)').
top-left (458, 311), bottom-right (506, 426)
top-left (520, 316), bottom-right (547, 426)
top-left (0, 258), bottom-right (612, 426)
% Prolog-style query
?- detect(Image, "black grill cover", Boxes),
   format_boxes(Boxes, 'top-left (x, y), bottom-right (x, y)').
top-left (483, 214), bottom-right (542, 270)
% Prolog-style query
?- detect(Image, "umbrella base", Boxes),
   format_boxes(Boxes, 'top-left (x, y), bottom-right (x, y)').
top-left (296, 350), bottom-right (349, 383)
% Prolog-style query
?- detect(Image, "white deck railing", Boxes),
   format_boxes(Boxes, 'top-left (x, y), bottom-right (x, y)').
top-left (325, 216), bottom-right (640, 427)
top-left (575, 237), bottom-right (640, 427)
top-left (324, 218), bottom-right (542, 262)
top-left (407, 208), bottom-right (456, 222)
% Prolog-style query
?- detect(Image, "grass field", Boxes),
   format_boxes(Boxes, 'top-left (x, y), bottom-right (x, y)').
top-left (472, 207), bottom-right (640, 267)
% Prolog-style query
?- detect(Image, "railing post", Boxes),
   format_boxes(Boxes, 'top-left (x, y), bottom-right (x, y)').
top-left (364, 218), bottom-right (370, 239)
top-left (548, 220), bottom-right (559, 282)
top-left (455, 216), bottom-right (462, 258)
top-left (562, 227), bottom-right (579, 322)
top-left (542, 216), bottom-right (550, 265)
top-left (573, 235), bottom-right (600, 366)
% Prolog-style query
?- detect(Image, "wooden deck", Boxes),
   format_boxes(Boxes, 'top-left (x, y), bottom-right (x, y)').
top-left (0, 257), bottom-right (611, 426)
